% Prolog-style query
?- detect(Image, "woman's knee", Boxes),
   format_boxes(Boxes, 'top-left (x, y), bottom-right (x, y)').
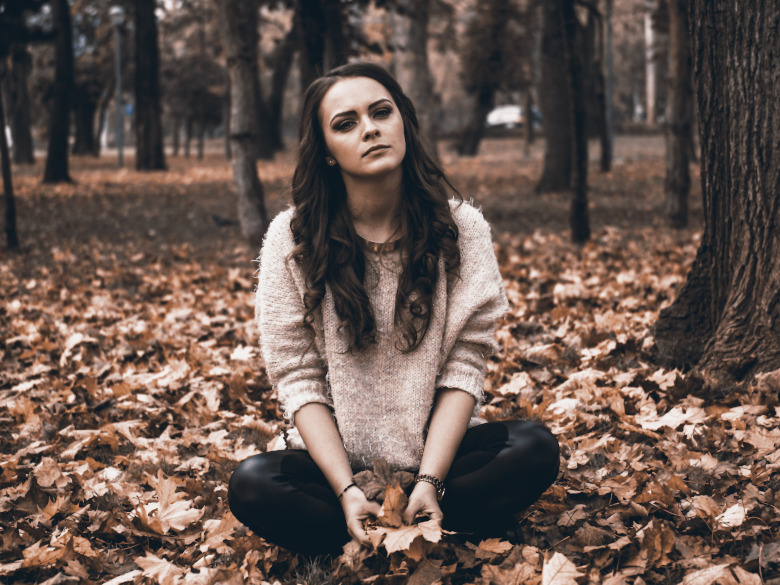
top-left (228, 453), bottom-right (281, 512)
top-left (505, 420), bottom-right (560, 481)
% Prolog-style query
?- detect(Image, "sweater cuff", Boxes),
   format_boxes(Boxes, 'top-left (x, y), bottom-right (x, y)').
top-left (436, 362), bottom-right (485, 403)
top-left (279, 384), bottom-right (332, 424)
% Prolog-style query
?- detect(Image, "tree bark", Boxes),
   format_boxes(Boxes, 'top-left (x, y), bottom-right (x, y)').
top-left (297, 0), bottom-right (327, 90)
top-left (653, 0), bottom-right (780, 382)
top-left (8, 45), bottom-right (35, 164)
top-left (562, 0), bottom-right (589, 243)
top-left (134, 0), bottom-right (166, 171)
top-left (0, 63), bottom-right (20, 251)
top-left (42, 0), bottom-right (73, 184)
top-left (393, 0), bottom-right (440, 164)
top-left (603, 0), bottom-right (614, 170)
top-left (217, 0), bottom-right (269, 250)
top-left (664, 0), bottom-right (692, 229)
top-left (457, 86), bottom-right (494, 157)
top-left (72, 83), bottom-right (99, 156)
top-left (267, 23), bottom-right (297, 153)
top-left (537, 0), bottom-right (572, 192)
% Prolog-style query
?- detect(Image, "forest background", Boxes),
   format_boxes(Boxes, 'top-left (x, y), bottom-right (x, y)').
top-left (1, 0), bottom-right (779, 584)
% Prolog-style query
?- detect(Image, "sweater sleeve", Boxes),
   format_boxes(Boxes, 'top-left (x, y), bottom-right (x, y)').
top-left (436, 202), bottom-right (509, 402)
top-left (255, 210), bottom-right (331, 422)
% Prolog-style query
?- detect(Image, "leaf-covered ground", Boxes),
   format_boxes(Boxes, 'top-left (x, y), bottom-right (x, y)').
top-left (1, 138), bottom-right (778, 585)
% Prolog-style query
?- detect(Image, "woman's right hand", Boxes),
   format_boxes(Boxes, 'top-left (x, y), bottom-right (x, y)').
top-left (340, 486), bottom-right (382, 547)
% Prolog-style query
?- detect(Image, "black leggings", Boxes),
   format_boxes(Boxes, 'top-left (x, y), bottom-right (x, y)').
top-left (228, 420), bottom-right (559, 555)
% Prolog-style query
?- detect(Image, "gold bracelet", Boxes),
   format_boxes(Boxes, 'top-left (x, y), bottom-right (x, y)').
top-left (415, 473), bottom-right (445, 501)
top-left (337, 481), bottom-right (358, 500)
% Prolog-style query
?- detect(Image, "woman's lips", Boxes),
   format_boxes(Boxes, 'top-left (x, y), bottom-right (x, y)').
top-left (362, 145), bottom-right (390, 157)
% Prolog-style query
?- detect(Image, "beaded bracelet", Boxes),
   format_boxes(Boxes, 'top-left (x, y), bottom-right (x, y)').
top-left (337, 482), bottom-right (358, 500)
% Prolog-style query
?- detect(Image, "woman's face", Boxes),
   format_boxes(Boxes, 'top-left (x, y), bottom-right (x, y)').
top-left (318, 76), bottom-right (406, 181)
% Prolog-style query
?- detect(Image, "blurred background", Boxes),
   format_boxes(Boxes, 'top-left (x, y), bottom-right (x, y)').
top-left (0, 0), bottom-right (697, 251)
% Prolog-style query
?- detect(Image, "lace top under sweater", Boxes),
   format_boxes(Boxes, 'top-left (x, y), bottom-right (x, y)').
top-left (255, 200), bottom-right (509, 471)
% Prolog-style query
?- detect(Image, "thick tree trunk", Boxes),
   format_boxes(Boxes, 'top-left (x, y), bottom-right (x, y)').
top-left (603, 0), bottom-right (615, 169)
top-left (8, 46), bottom-right (35, 164)
top-left (43, 0), bottom-right (73, 184)
top-left (393, 0), bottom-right (440, 164)
top-left (217, 0), bottom-right (269, 250)
top-left (134, 0), bottom-right (166, 171)
top-left (72, 84), bottom-right (99, 156)
top-left (457, 86), bottom-right (493, 157)
top-left (653, 0), bottom-right (780, 381)
top-left (664, 0), bottom-right (692, 229)
top-left (0, 64), bottom-right (20, 251)
top-left (537, 0), bottom-right (572, 192)
top-left (562, 0), bottom-right (589, 243)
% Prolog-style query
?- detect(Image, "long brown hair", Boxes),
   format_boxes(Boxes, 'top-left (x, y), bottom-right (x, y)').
top-left (290, 62), bottom-right (461, 353)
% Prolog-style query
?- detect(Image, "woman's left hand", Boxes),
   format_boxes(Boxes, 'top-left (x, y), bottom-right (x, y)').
top-left (403, 481), bottom-right (443, 525)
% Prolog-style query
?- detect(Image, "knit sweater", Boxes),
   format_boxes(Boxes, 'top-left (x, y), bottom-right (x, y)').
top-left (255, 200), bottom-right (509, 471)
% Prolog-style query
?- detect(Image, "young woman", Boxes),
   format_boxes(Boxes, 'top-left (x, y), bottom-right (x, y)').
top-left (228, 62), bottom-right (559, 556)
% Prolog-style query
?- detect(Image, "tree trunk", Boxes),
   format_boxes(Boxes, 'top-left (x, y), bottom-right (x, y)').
top-left (43, 0), bottom-right (73, 184)
top-left (562, 0), bottom-right (589, 243)
top-left (644, 10), bottom-right (656, 125)
top-left (223, 89), bottom-right (231, 160)
top-left (457, 86), bottom-right (494, 157)
top-left (72, 84), bottom-right (99, 156)
top-left (664, 0), bottom-right (692, 229)
top-left (8, 45), bottom-right (35, 164)
top-left (172, 115), bottom-right (180, 156)
top-left (267, 23), bottom-right (297, 153)
top-left (184, 116), bottom-right (192, 158)
top-left (94, 86), bottom-right (112, 157)
top-left (0, 63), bottom-right (20, 251)
top-left (217, 0), bottom-right (269, 250)
top-left (197, 112), bottom-right (205, 160)
top-left (603, 0), bottom-right (614, 170)
top-left (537, 0), bottom-right (572, 192)
top-left (524, 89), bottom-right (535, 157)
top-left (393, 0), bottom-right (440, 164)
top-left (134, 0), bottom-right (166, 171)
top-left (297, 0), bottom-right (327, 90)
top-left (653, 0), bottom-right (780, 382)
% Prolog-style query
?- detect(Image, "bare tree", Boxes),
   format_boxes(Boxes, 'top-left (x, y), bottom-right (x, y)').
top-left (664, 0), bottom-right (692, 229)
top-left (217, 0), bottom-right (269, 250)
top-left (653, 0), bottom-right (780, 381)
top-left (42, 0), bottom-right (74, 184)
top-left (135, 0), bottom-right (166, 171)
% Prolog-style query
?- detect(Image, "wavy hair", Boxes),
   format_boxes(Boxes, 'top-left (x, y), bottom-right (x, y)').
top-left (290, 62), bottom-right (461, 353)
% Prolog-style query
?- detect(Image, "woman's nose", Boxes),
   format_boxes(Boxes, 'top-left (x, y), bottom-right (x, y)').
top-left (363, 121), bottom-right (380, 140)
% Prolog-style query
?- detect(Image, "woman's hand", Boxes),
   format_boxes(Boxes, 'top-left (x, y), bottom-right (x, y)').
top-left (403, 481), bottom-right (443, 525)
top-left (340, 486), bottom-right (382, 546)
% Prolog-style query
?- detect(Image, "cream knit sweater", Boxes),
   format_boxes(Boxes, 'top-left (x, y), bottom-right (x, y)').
top-left (255, 200), bottom-right (509, 471)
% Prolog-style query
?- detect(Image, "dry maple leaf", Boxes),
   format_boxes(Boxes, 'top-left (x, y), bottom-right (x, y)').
top-left (478, 538), bottom-right (514, 554)
top-left (200, 512), bottom-right (241, 553)
top-left (138, 469), bottom-right (204, 534)
top-left (378, 484), bottom-right (407, 528)
top-left (135, 551), bottom-right (185, 585)
top-left (541, 552), bottom-right (583, 585)
top-left (369, 518), bottom-right (443, 554)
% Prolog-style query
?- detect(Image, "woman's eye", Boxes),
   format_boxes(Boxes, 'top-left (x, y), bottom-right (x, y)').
top-left (374, 108), bottom-right (391, 119)
top-left (335, 120), bottom-right (355, 131)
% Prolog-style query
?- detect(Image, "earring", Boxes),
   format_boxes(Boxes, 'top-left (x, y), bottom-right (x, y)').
top-left (326, 157), bottom-right (336, 166)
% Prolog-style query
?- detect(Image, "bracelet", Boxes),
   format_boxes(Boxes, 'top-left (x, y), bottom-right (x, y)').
top-left (337, 482), bottom-right (358, 500)
top-left (415, 473), bottom-right (445, 501)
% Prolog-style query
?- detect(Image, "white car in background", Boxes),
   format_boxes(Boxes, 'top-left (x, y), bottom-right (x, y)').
top-left (485, 104), bottom-right (543, 129)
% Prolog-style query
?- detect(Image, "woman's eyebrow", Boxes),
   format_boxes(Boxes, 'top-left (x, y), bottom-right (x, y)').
top-left (329, 98), bottom-right (393, 125)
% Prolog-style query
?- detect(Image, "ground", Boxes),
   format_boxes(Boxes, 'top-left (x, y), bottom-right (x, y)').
top-left (1, 136), bottom-right (778, 585)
